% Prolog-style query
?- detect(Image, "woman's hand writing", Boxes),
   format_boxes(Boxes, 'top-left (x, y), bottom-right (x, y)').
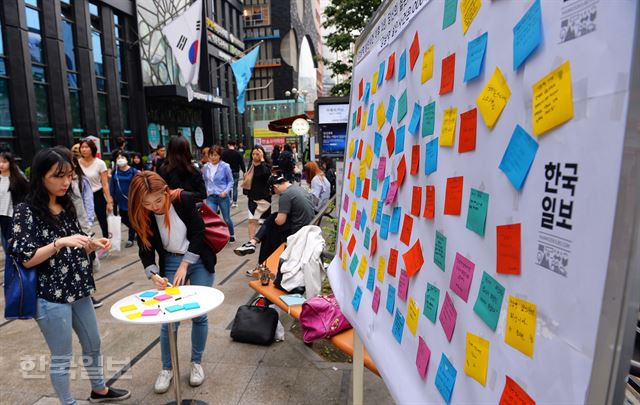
top-left (151, 274), bottom-right (169, 290)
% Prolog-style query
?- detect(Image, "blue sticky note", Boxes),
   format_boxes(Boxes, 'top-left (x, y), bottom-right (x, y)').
top-left (422, 101), bottom-right (436, 137)
top-left (378, 61), bottom-right (386, 86)
top-left (166, 304), bottom-right (183, 312)
top-left (355, 178), bottom-right (363, 197)
top-left (375, 203), bottom-right (383, 224)
top-left (381, 176), bottom-right (390, 201)
top-left (473, 271), bottom-right (505, 331)
top-left (386, 95), bottom-right (396, 123)
top-left (464, 32), bottom-right (488, 82)
top-left (380, 214), bottom-right (391, 240)
top-left (395, 126), bottom-right (405, 154)
top-left (368, 103), bottom-right (375, 126)
top-left (466, 188), bottom-right (489, 236)
top-left (360, 209), bottom-right (368, 230)
top-left (386, 285), bottom-right (396, 314)
top-left (366, 266), bottom-right (375, 291)
top-left (442, 0), bottom-right (458, 30)
top-left (390, 207), bottom-right (402, 234)
top-left (374, 132), bottom-right (382, 156)
top-left (349, 255), bottom-right (359, 276)
top-left (425, 137), bottom-right (439, 175)
top-left (408, 102), bottom-right (422, 135)
top-left (397, 89), bottom-right (408, 123)
top-left (140, 291), bottom-right (158, 298)
top-left (352, 111), bottom-right (357, 130)
top-left (423, 283), bottom-right (440, 323)
top-left (372, 174), bottom-right (379, 192)
top-left (363, 82), bottom-right (371, 104)
top-left (435, 353), bottom-right (457, 403)
top-left (183, 302), bottom-right (200, 310)
top-left (352, 286), bottom-right (363, 311)
top-left (499, 125), bottom-right (539, 190)
top-left (392, 310), bottom-right (405, 344)
top-left (352, 139), bottom-right (358, 159)
top-left (399, 50), bottom-right (407, 81)
top-left (434, 230), bottom-right (446, 271)
top-left (513, 0), bottom-right (542, 70)
top-left (364, 227), bottom-right (371, 249)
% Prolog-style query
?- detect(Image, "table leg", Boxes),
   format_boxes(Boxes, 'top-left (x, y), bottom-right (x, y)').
top-left (165, 322), bottom-right (208, 405)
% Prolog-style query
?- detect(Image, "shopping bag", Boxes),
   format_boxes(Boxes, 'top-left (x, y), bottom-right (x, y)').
top-left (107, 214), bottom-right (122, 252)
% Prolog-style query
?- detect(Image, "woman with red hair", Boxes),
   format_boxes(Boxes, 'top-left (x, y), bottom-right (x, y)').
top-left (303, 161), bottom-right (331, 212)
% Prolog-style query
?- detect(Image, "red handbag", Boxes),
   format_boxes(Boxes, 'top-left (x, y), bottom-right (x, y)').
top-left (179, 190), bottom-right (230, 254)
top-left (299, 294), bottom-right (352, 343)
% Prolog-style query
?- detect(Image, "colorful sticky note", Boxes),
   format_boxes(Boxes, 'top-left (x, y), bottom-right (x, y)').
top-left (406, 297), bottom-right (420, 336)
top-left (416, 336), bottom-right (432, 380)
top-left (349, 255), bottom-right (359, 276)
top-left (505, 296), bottom-right (537, 357)
top-left (439, 292), bottom-right (457, 342)
top-left (464, 32), bottom-right (488, 82)
top-left (411, 186), bottom-right (422, 216)
top-left (421, 45), bottom-right (435, 84)
top-left (410, 144), bottom-right (420, 175)
top-left (444, 176), bottom-right (464, 215)
top-left (120, 304), bottom-right (137, 312)
top-left (466, 188), bottom-right (489, 236)
top-left (378, 61), bottom-right (386, 86)
top-left (357, 255), bottom-right (368, 280)
top-left (368, 103), bottom-right (375, 127)
top-left (424, 185), bottom-right (436, 219)
top-left (392, 310), bottom-right (405, 344)
top-left (532, 60), bottom-right (574, 136)
top-left (395, 126), bottom-right (405, 154)
top-left (442, 0), bottom-right (458, 30)
top-left (513, 0), bottom-right (542, 70)
top-left (422, 101), bottom-right (436, 136)
top-left (361, 111), bottom-right (367, 131)
top-left (458, 108), bottom-right (477, 153)
top-left (439, 54), bottom-right (456, 95)
top-left (372, 72), bottom-right (379, 94)
top-left (403, 240), bottom-right (424, 278)
top-left (343, 223), bottom-right (351, 241)
top-left (434, 230), bottom-right (447, 271)
top-left (363, 82), bottom-right (371, 104)
top-left (425, 138), bottom-right (439, 175)
top-left (366, 228), bottom-right (374, 254)
top-left (465, 332), bottom-right (490, 386)
top-left (388, 248), bottom-right (399, 277)
top-left (497, 223), bottom-right (521, 275)
top-left (408, 103), bottom-right (421, 135)
top-left (376, 102), bottom-right (386, 130)
top-left (435, 353), bottom-right (457, 403)
top-left (347, 235), bottom-right (356, 256)
top-left (183, 302), bottom-right (200, 310)
top-left (386, 52), bottom-right (395, 80)
top-left (386, 127), bottom-right (395, 155)
top-left (140, 291), bottom-right (158, 298)
top-left (165, 304), bottom-right (183, 312)
top-left (351, 111), bottom-right (357, 130)
top-left (358, 79), bottom-right (363, 100)
top-left (366, 266), bottom-right (375, 291)
top-left (390, 207), bottom-right (402, 233)
top-left (377, 156), bottom-right (387, 180)
top-left (499, 125), bottom-right (539, 190)
top-left (374, 131), bottom-right (382, 156)
top-left (399, 50), bottom-right (407, 81)
top-left (126, 312), bottom-right (142, 320)
top-left (440, 107), bottom-right (457, 147)
top-left (499, 376), bottom-right (535, 405)
top-left (165, 287), bottom-right (181, 295)
top-left (386, 285), bottom-right (396, 314)
top-left (377, 256), bottom-right (386, 282)
top-left (386, 181), bottom-right (399, 205)
top-left (372, 286), bottom-right (381, 313)
top-left (143, 299), bottom-right (160, 306)
top-left (397, 89), bottom-right (408, 123)
top-left (450, 252), bottom-right (475, 302)
top-left (409, 31), bottom-right (420, 70)
top-left (477, 67), bottom-right (511, 129)
top-left (356, 106), bottom-right (362, 127)
top-left (142, 308), bottom-right (161, 316)
top-left (397, 269), bottom-right (409, 301)
top-left (474, 271), bottom-right (506, 331)
top-left (397, 156), bottom-right (407, 186)
top-left (386, 95), bottom-right (396, 124)
top-left (342, 194), bottom-right (349, 212)
top-left (352, 286), bottom-right (363, 311)
top-left (460, 0), bottom-right (481, 34)
top-left (380, 213), bottom-right (391, 240)
top-left (154, 294), bottom-right (172, 301)
top-left (424, 283), bottom-right (440, 323)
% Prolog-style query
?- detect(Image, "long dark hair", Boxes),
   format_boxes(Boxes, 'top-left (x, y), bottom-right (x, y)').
top-left (164, 136), bottom-right (197, 174)
top-left (72, 155), bottom-right (86, 195)
top-left (0, 151), bottom-right (29, 205)
top-left (28, 147), bottom-right (76, 227)
top-left (252, 145), bottom-right (271, 165)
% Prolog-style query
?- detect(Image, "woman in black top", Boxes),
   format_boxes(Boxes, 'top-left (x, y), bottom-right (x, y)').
top-left (10, 147), bottom-right (130, 404)
top-left (246, 145), bottom-right (272, 241)
top-left (157, 136), bottom-right (206, 199)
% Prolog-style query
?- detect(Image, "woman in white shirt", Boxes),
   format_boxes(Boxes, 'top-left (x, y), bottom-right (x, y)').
top-left (303, 161), bottom-right (331, 213)
top-left (78, 139), bottom-right (113, 238)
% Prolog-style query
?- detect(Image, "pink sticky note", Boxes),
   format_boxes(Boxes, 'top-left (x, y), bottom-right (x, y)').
top-left (377, 157), bottom-right (387, 180)
top-left (142, 308), bottom-right (161, 316)
top-left (154, 294), bottom-right (172, 301)
top-left (439, 292), bottom-right (457, 342)
top-left (385, 181), bottom-right (399, 205)
top-left (355, 210), bottom-right (362, 230)
top-left (397, 269), bottom-right (409, 301)
top-left (372, 287), bottom-right (381, 313)
top-left (416, 336), bottom-right (431, 380)
top-left (343, 194), bottom-right (349, 212)
top-left (450, 253), bottom-right (475, 302)
top-left (340, 218), bottom-right (346, 234)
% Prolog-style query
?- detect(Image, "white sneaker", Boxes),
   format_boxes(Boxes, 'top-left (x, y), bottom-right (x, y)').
top-left (154, 369), bottom-right (173, 394)
top-left (189, 362), bottom-right (205, 387)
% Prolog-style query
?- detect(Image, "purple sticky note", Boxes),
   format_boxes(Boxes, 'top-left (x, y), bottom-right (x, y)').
top-left (377, 157), bottom-right (387, 180)
top-left (385, 181), bottom-right (399, 205)
top-left (397, 269), bottom-right (409, 301)
top-left (449, 253), bottom-right (475, 302)
top-left (416, 336), bottom-right (431, 380)
top-left (154, 294), bottom-right (172, 301)
top-left (372, 286), bottom-right (381, 313)
top-left (343, 194), bottom-right (349, 212)
top-left (355, 210), bottom-right (362, 231)
top-left (340, 218), bottom-right (346, 234)
top-left (142, 308), bottom-right (161, 316)
top-left (439, 292), bottom-right (457, 342)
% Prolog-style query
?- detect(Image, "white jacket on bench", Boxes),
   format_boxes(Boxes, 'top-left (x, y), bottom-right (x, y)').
top-left (279, 225), bottom-right (326, 298)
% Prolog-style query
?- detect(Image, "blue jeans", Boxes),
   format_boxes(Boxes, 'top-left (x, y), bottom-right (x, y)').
top-left (35, 297), bottom-right (105, 405)
top-left (231, 172), bottom-right (240, 203)
top-left (206, 194), bottom-right (235, 237)
top-left (160, 255), bottom-right (214, 369)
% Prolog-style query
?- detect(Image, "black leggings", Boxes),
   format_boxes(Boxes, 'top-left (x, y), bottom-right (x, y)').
top-left (93, 190), bottom-right (109, 238)
top-left (256, 213), bottom-right (292, 263)
top-left (120, 210), bottom-right (136, 242)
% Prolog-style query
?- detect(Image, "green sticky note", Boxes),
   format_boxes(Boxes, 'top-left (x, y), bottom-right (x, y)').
top-left (473, 271), bottom-right (505, 331)
top-left (466, 188), bottom-right (490, 236)
top-left (397, 89), bottom-right (408, 123)
top-left (443, 0), bottom-right (458, 30)
top-left (352, 111), bottom-right (357, 130)
top-left (350, 255), bottom-right (359, 276)
top-left (422, 101), bottom-right (436, 137)
top-left (364, 228), bottom-right (371, 249)
top-left (423, 283), bottom-right (440, 323)
top-left (434, 231), bottom-right (446, 271)
top-left (165, 304), bottom-right (183, 312)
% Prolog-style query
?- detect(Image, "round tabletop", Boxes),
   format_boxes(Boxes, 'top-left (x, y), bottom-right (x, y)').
top-left (110, 285), bottom-right (225, 325)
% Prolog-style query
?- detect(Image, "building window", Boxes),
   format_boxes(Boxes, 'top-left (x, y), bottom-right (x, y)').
top-left (243, 4), bottom-right (270, 27)
top-left (61, 0), bottom-right (84, 141)
top-left (114, 12), bottom-right (131, 139)
top-left (0, 15), bottom-right (16, 152)
top-left (90, 2), bottom-right (109, 152)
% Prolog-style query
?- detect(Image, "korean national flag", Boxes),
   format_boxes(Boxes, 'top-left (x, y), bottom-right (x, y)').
top-left (162, 0), bottom-right (202, 86)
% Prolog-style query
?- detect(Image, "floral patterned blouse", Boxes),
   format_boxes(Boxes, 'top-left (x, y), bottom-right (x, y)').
top-left (10, 203), bottom-right (95, 303)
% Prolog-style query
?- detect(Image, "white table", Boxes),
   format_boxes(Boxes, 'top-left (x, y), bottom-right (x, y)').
top-left (110, 285), bottom-right (224, 405)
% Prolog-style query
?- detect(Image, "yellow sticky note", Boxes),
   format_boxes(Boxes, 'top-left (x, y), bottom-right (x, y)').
top-left (421, 45), bottom-right (434, 84)
top-left (357, 256), bottom-right (368, 280)
top-left (532, 60), bottom-right (574, 136)
top-left (349, 173), bottom-right (356, 192)
top-left (372, 72), bottom-right (379, 94)
top-left (440, 107), bottom-right (458, 146)
top-left (348, 138), bottom-right (355, 157)
top-left (477, 67), bottom-right (511, 129)
top-left (165, 287), bottom-right (180, 295)
top-left (364, 145), bottom-right (373, 168)
top-left (342, 253), bottom-right (347, 270)
top-left (143, 299), bottom-right (160, 306)
top-left (371, 198), bottom-right (379, 222)
top-left (460, 0), bottom-right (481, 34)
top-left (359, 162), bottom-right (366, 181)
top-left (377, 256), bottom-right (386, 283)
top-left (361, 112), bottom-right (367, 131)
top-left (126, 312), bottom-right (142, 320)
top-left (465, 332), bottom-right (490, 386)
top-left (343, 223), bottom-right (351, 241)
top-left (406, 297), bottom-right (420, 336)
top-left (350, 202), bottom-right (357, 221)
top-left (120, 304), bottom-right (137, 312)
top-left (376, 102), bottom-right (386, 130)
top-left (505, 295), bottom-right (537, 358)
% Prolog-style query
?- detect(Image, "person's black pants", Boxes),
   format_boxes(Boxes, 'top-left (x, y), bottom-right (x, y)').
top-left (93, 190), bottom-right (109, 238)
top-left (119, 209), bottom-right (136, 242)
top-left (255, 213), bottom-right (292, 263)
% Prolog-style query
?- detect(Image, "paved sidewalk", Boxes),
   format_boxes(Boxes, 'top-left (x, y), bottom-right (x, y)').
top-left (0, 197), bottom-right (392, 405)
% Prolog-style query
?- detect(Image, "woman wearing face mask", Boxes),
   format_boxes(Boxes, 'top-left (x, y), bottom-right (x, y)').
top-left (110, 153), bottom-right (138, 248)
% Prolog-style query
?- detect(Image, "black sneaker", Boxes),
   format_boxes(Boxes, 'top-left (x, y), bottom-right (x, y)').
top-left (234, 242), bottom-right (256, 256)
top-left (89, 387), bottom-right (131, 402)
top-left (229, 236), bottom-right (236, 243)
top-left (92, 297), bottom-right (103, 309)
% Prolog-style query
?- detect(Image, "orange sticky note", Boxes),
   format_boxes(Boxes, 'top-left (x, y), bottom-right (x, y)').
top-left (400, 214), bottom-right (414, 246)
top-left (386, 127), bottom-right (395, 155)
top-left (444, 176), bottom-right (464, 215)
top-left (356, 106), bottom-right (362, 126)
top-left (363, 178), bottom-right (370, 200)
top-left (347, 234), bottom-right (356, 255)
top-left (409, 31), bottom-right (420, 70)
top-left (370, 231), bottom-right (378, 257)
top-left (424, 185), bottom-right (435, 219)
top-left (402, 240), bottom-right (424, 278)
top-left (357, 138), bottom-right (364, 159)
top-left (358, 79), bottom-right (363, 100)
top-left (458, 108), bottom-right (477, 153)
top-left (499, 376), bottom-right (535, 405)
top-left (397, 155), bottom-right (407, 186)
top-left (439, 53), bottom-right (456, 95)
top-left (388, 248), bottom-right (399, 277)
top-left (497, 223), bottom-right (521, 275)
top-left (410, 144), bottom-right (420, 175)
top-left (411, 186), bottom-right (422, 217)
top-left (386, 52), bottom-right (396, 80)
